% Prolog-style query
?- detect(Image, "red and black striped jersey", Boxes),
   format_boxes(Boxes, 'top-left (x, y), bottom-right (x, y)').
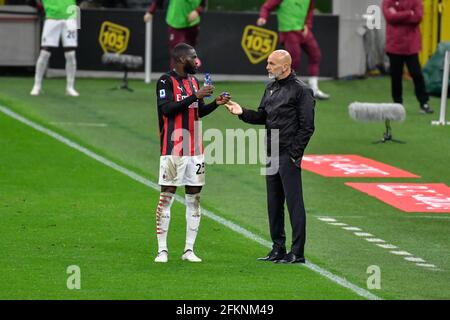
top-left (156, 71), bottom-right (219, 156)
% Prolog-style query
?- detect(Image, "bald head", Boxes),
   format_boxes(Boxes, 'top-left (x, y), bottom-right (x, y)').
top-left (266, 50), bottom-right (292, 80)
top-left (269, 50), bottom-right (292, 66)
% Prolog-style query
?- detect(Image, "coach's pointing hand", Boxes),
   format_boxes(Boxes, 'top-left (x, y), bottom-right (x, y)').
top-left (225, 100), bottom-right (243, 115)
top-left (195, 85), bottom-right (214, 99)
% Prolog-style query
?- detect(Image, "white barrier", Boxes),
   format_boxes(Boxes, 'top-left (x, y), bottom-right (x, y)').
top-left (145, 20), bottom-right (153, 84)
top-left (432, 50), bottom-right (450, 125)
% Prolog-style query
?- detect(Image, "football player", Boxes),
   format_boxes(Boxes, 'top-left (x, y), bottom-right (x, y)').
top-left (143, 0), bottom-right (207, 69)
top-left (31, 0), bottom-right (79, 97)
top-left (154, 43), bottom-right (230, 263)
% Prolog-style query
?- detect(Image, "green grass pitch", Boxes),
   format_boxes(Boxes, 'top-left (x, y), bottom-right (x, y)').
top-left (0, 76), bottom-right (449, 299)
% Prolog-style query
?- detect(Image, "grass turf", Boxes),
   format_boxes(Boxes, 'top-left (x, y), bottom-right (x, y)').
top-left (0, 75), bottom-right (449, 299)
top-left (0, 108), bottom-right (362, 299)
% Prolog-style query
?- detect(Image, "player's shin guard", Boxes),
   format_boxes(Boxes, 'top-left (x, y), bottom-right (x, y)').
top-left (34, 50), bottom-right (51, 88)
top-left (65, 51), bottom-right (77, 90)
top-left (184, 193), bottom-right (201, 252)
top-left (156, 192), bottom-right (174, 253)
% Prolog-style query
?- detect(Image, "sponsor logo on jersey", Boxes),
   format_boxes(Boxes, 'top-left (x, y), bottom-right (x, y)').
top-left (176, 94), bottom-right (189, 102)
top-left (159, 89), bottom-right (166, 98)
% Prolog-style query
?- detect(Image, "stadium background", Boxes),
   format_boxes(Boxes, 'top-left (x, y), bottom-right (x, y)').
top-left (0, 0), bottom-right (449, 301)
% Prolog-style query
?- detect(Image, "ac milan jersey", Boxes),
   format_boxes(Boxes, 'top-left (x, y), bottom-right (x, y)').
top-left (156, 71), bottom-right (219, 156)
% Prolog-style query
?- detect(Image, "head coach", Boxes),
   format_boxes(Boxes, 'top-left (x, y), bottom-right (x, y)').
top-left (225, 50), bottom-right (315, 263)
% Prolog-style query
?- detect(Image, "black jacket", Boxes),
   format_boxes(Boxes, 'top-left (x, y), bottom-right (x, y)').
top-left (239, 72), bottom-right (315, 161)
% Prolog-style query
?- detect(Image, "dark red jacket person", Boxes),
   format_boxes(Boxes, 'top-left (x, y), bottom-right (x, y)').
top-left (383, 0), bottom-right (423, 55)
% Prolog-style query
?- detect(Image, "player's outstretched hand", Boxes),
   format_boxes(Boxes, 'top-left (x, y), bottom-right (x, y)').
top-left (215, 92), bottom-right (231, 105)
top-left (225, 100), bottom-right (243, 115)
top-left (196, 85), bottom-right (214, 99)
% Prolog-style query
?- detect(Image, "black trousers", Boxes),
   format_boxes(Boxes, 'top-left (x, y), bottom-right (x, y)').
top-left (388, 53), bottom-right (429, 105)
top-left (266, 153), bottom-right (306, 257)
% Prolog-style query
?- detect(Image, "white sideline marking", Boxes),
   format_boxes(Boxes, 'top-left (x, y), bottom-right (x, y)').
top-left (365, 238), bottom-right (385, 243)
top-left (404, 257), bottom-right (425, 263)
top-left (329, 222), bottom-right (348, 226)
top-left (390, 250), bottom-right (412, 256)
top-left (0, 105), bottom-right (382, 300)
top-left (354, 232), bottom-right (373, 237)
top-left (376, 243), bottom-right (397, 249)
top-left (317, 216), bottom-right (438, 270)
top-left (318, 217), bottom-right (337, 222)
top-left (343, 227), bottom-right (362, 231)
top-left (416, 263), bottom-right (437, 268)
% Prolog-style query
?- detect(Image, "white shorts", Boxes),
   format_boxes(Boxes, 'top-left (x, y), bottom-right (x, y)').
top-left (158, 155), bottom-right (205, 186)
top-left (41, 19), bottom-right (78, 48)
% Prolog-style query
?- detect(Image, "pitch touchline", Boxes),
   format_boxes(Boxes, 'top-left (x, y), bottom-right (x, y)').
top-left (0, 105), bottom-right (381, 301)
top-left (317, 217), bottom-right (439, 270)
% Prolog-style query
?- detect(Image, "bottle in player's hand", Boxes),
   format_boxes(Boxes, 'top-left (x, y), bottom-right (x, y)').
top-left (204, 73), bottom-right (212, 99)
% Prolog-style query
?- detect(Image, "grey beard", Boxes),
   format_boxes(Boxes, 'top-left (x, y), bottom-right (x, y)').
top-left (268, 70), bottom-right (282, 79)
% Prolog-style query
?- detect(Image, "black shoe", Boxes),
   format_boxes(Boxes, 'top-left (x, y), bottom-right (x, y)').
top-left (257, 249), bottom-right (286, 262)
top-left (275, 252), bottom-right (305, 264)
top-left (420, 104), bottom-right (434, 114)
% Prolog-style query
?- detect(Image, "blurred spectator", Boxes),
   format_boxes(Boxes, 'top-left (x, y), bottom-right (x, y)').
top-left (257, 0), bottom-right (330, 100)
top-left (30, 0), bottom-right (80, 97)
top-left (383, 0), bottom-right (433, 114)
top-left (143, 0), bottom-right (207, 69)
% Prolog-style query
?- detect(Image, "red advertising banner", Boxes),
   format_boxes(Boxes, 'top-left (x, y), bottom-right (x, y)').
top-left (301, 155), bottom-right (419, 178)
top-left (346, 183), bottom-right (450, 213)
